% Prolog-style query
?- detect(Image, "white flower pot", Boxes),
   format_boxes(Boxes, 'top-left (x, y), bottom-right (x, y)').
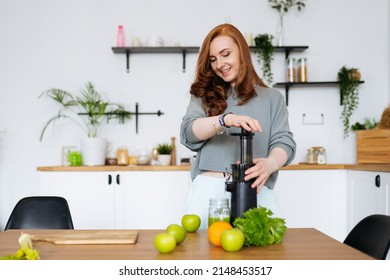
top-left (158, 154), bottom-right (171, 166)
top-left (81, 137), bottom-right (107, 166)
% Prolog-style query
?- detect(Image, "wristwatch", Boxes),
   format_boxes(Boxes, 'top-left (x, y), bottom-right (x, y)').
top-left (219, 112), bottom-right (233, 128)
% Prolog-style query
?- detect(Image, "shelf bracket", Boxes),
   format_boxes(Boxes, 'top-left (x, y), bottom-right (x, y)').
top-left (126, 50), bottom-right (130, 73)
top-left (284, 83), bottom-right (292, 106)
top-left (182, 49), bottom-right (187, 73)
top-left (284, 48), bottom-right (292, 59)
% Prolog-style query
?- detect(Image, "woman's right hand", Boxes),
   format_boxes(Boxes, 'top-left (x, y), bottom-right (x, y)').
top-left (224, 113), bottom-right (262, 132)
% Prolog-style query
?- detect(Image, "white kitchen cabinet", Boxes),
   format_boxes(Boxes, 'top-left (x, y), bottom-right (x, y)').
top-left (347, 170), bottom-right (389, 232)
top-left (39, 171), bottom-right (116, 229)
top-left (39, 171), bottom-right (190, 230)
top-left (274, 170), bottom-right (348, 242)
top-left (115, 171), bottom-right (190, 229)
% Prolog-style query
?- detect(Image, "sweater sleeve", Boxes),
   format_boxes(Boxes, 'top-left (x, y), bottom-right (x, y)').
top-left (268, 92), bottom-right (296, 166)
top-left (180, 96), bottom-right (207, 152)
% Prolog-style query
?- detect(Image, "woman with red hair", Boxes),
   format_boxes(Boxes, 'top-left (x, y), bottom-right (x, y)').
top-left (180, 24), bottom-right (296, 229)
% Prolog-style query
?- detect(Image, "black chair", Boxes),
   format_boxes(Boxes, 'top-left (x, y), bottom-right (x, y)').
top-left (4, 196), bottom-right (74, 230)
top-left (343, 214), bottom-right (390, 260)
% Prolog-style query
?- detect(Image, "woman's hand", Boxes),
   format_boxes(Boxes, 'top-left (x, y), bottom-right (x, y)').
top-left (244, 147), bottom-right (289, 193)
top-left (224, 113), bottom-right (262, 132)
top-left (244, 158), bottom-right (273, 193)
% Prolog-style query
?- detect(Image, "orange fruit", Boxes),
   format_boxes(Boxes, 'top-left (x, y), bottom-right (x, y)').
top-left (208, 221), bottom-right (233, 246)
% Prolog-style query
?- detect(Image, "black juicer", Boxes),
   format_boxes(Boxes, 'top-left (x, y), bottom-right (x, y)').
top-left (226, 128), bottom-right (257, 223)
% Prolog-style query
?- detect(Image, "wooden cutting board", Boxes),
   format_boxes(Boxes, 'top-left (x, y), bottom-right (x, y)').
top-left (31, 230), bottom-right (138, 245)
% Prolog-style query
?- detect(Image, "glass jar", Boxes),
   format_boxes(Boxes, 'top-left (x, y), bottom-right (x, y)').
top-left (117, 147), bottom-right (129, 165)
top-left (208, 198), bottom-right (230, 227)
top-left (68, 151), bottom-right (82, 166)
top-left (286, 57), bottom-right (296, 82)
top-left (317, 148), bottom-right (327, 164)
top-left (297, 58), bottom-right (308, 82)
top-left (306, 148), bottom-right (316, 164)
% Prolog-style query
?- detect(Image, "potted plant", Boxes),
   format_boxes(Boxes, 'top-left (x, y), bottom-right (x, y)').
top-left (39, 81), bottom-right (131, 165)
top-left (337, 66), bottom-right (361, 138)
top-left (254, 33), bottom-right (274, 85)
top-left (268, 0), bottom-right (307, 46)
top-left (156, 142), bottom-right (172, 166)
top-left (351, 118), bottom-right (378, 131)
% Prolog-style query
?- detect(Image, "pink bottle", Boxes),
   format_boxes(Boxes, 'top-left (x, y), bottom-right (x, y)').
top-left (117, 25), bottom-right (125, 47)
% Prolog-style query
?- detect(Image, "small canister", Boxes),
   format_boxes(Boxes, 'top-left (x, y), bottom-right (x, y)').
top-left (297, 58), bottom-right (308, 82)
top-left (117, 147), bottom-right (129, 165)
top-left (286, 57), bottom-right (296, 82)
top-left (306, 148), bottom-right (316, 164)
top-left (208, 198), bottom-right (230, 227)
top-left (317, 148), bottom-right (327, 164)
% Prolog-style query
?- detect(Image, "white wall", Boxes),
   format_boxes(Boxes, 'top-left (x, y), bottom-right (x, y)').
top-left (0, 0), bottom-right (388, 228)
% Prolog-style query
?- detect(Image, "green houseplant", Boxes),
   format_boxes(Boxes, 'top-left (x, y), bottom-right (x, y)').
top-left (338, 66), bottom-right (361, 138)
top-left (39, 82), bottom-right (131, 165)
top-left (268, 0), bottom-right (307, 46)
top-left (268, 0), bottom-right (306, 13)
top-left (254, 33), bottom-right (274, 85)
top-left (156, 142), bottom-right (173, 166)
top-left (351, 118), bottom-right (378, 131)
top-left (39, 81), bottom-right (131, 140)
top-left (157, 143), bottom-right (173, 155)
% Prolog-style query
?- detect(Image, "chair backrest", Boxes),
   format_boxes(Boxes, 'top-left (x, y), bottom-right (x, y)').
top-left (343, 214), bottom-right (390, 260)
top-left (4, 196), bottom-right (74, 230)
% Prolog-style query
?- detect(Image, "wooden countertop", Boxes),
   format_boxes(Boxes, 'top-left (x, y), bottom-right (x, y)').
top-left (37, 164), bottom-right (390, 172)
top-left (37, 165), bottom-right (191, 172)
top-left (282, 163), bottom-right (390, 172)
top-left (0, 228), bottom-right (373, 260)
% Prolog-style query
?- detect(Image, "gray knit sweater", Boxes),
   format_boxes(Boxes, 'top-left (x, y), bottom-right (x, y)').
top-left (180, 86), bottom-right (296, 189)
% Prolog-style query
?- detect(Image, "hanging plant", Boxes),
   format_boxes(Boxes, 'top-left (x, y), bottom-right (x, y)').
top-left (338, 66), bottom-right (361, 138)
top-left (254, 34), bottom-right (274, 85)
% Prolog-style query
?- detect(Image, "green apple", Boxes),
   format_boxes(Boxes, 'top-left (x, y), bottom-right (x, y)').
top-left (166, 224), bottom-right (187, 244)
top-left (154, 233), bottom-right (176, 253)
top-left (221, 228), bottom-right (245, 252)
top-left (181, 214), bottom-right (201, 233)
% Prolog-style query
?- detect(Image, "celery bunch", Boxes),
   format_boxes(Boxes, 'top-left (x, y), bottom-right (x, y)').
top-left (0, 233), bottom-right (40, 260)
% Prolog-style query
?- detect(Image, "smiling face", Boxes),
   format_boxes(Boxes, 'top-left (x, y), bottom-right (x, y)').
top-left (209, 35), bottom-right (240, 84)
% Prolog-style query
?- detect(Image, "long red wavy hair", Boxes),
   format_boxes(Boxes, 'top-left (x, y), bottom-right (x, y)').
top-left (190, 24), bottom-right (267, 116)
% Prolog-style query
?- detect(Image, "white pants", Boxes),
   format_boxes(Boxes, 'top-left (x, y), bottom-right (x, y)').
top-left (184, 174), bottom-right (281, 229)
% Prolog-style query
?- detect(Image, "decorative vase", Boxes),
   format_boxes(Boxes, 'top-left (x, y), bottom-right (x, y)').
top-left (81, 137), bottom-right (107, 166)
top-left (158, 154), bottom-right (171, 166)
top-left (276, 13), bottom-right (285, 46)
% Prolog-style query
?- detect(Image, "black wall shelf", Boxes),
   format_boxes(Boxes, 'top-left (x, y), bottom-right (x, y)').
top-left (112, 46), bottom-right (200, 73)
top-left (273, 81), bottom-right (365, 106)
top-left (111, 45), bottom-right (309, 73)
top-left (250, 46), bottom-right (308, 59)
top-left (112, 45), bottom-right (365, 110)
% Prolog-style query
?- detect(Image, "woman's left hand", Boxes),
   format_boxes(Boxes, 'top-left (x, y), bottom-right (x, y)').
top-left (244, 158), bottom-right (273, 193)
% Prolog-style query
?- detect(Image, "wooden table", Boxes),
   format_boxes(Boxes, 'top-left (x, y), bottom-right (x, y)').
top-left (0, 228), bottom-right (373, 260)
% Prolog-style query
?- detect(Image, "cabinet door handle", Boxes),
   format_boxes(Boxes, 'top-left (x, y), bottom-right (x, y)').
top-left (116, 174), bottom-right (120, 185)
top-left (375, 174), bottom-right (381, 188)
top-left (108, 174), bottom-right (112, 185)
